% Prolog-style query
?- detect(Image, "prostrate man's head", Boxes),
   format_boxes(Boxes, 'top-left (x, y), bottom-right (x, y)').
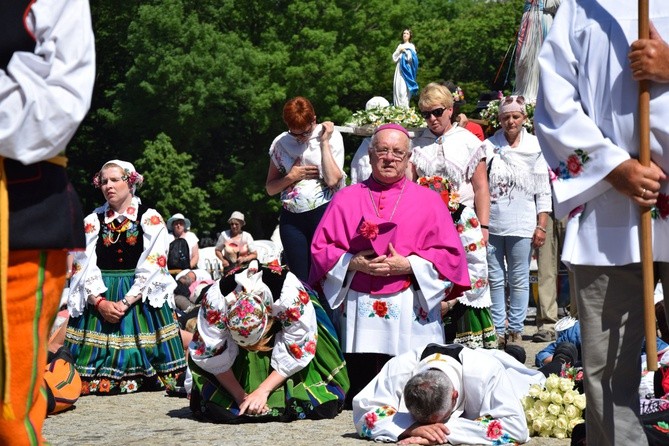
top-left (404, 369), bottom-right (458, 424)
top-left (368, 123), bottom-right (412, 185)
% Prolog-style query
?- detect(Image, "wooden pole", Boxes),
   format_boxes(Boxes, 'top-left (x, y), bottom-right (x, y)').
top-left (638, 0), bottom-right (657, 371)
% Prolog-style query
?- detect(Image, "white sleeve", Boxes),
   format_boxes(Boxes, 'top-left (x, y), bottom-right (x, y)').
top-left (408, 255), bottom-right (453, 312)
top-left (535, 1), bottom-right (628, 218)
top-left (67, 212), bottom-right (106, 317)
top-left (446, 362), bottom-right (530, 445)
top-left (245, 232), bottom-right (256, 253)
top-left (392, 44), bottom-right (403, 63)
top-left (270, 273), bottom-right (318, 377)
top-left (0, 0), bottom-right (95, 164)
top-left (353, 350), bottom-right (419, 442)
top-left (128, 209), bottom-right (177, 308)
top-left (321, 252), bottom-right (356, 310)
top-left (328, 129), bottom-right (347, 189)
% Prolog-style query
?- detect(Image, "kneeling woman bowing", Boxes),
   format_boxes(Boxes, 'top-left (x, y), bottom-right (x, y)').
top-left (188, 263), bottom-right (349, 423)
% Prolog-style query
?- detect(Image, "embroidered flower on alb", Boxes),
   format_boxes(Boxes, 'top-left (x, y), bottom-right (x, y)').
top-left (553, 149), bottom-right (590, 180)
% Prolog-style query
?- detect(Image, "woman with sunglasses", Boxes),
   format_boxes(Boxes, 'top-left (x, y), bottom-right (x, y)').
top-left (411, 82), bottom-right (495, 349)
top-left (266, 96), bottom-right (345, 282)
top-left (483, 95), bottom-right (552, 348)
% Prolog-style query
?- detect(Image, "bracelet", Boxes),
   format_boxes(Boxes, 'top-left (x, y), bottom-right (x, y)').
top-left (535, 226), bottom-right (547, 233)
top-left (95, 297), bottom-right (106, 310)
top-left (480, 224), bottom-right (489, 229)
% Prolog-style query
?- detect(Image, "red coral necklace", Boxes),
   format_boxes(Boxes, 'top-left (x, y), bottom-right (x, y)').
top-left (368, 178), bottom-right (406, 222)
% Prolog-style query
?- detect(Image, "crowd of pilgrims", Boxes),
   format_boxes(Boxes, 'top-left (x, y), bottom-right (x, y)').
top-left (48, 87), bottom-right (666, 444)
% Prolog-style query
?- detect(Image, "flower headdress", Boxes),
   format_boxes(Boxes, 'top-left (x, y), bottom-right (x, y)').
top-left (92, 159), bottom-right (144, 194)
top-left (224, 271), bottom-right (273, 348)
top-left (451, 86), bottom-right (465, 104)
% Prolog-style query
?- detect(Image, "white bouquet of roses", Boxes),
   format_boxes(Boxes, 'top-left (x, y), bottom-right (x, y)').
top-left (479, 98), bottom-right (536, 133)
top-left (521, 373), bottom-right (586, 438)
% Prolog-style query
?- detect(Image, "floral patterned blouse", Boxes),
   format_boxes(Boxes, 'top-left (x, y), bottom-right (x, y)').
top-left (189, 270), bottom-right (318, 378)
top-left (268, 124), bottom-right (346, 213)
top-left (67, 196), bottom-right (176, 317)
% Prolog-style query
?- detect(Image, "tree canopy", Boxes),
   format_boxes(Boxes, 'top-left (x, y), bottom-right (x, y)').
top-left (69, 0), bottom-right (524, 238)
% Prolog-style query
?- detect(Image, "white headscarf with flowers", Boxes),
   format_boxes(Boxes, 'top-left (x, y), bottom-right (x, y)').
top-left (224, 269), bottom-right (273, 347)
top-left (93, 159), bottom-right (144, 195)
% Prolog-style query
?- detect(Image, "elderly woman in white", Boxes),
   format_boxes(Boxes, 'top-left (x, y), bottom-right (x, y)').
top-left (483, 96), bottom-right (551, 347)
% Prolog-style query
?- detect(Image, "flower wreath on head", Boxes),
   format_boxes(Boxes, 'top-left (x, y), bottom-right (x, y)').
top-left (92, 168), bottom-right (144, 189)
top-left (451, 86), bottom-right (465, 103)
top-left (417, 176), bottom-right (460, 212)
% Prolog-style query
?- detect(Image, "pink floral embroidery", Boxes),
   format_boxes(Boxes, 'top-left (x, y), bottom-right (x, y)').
top-left (156, 255), bottom-right (167, 268)
top-left (359, 221), bottom-right (379, 240)
top-left (486, 419), bottom-right (504, 440)
top-left (364, 411), bottom-right (379, 429)
top-left (235, 300), bottom-right (255, 319)
top-left (84, 222), bottom-right (96, 234)
top-left (456, 224), bottom-right (465, 233)
top-left (126, 207), bottom-right (136, 215)
top-left (554, 149), bottom-right (590, 180)
top-left (566, 154), bottom-right (583, 175)
top-left (468, 217), bottom-right (479, 228)
top-left (468, 243), bottom-right (477, 252)
top-left (304, 340), bottom-right (317, 355)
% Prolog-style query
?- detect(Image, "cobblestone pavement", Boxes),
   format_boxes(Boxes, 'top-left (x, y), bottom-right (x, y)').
top-left (43, 311), bottom-right (572, 445)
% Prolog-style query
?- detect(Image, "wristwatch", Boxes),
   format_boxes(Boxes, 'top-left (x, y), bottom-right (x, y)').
top-left (121, 298), bottom-right (130, 307)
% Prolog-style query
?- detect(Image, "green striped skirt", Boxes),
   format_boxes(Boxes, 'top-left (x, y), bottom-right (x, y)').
top-left (189, 295), bottom-right (350, 423)
top-left (444, 302), bottom-right (498, 349)
top-left (65, 269), bottom-right (186, 394)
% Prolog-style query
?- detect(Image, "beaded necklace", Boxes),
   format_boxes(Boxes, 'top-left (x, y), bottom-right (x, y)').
top-left (368, 178), bottom-right (407, 222)
top-left (102, 217), bottom-right (138, 246)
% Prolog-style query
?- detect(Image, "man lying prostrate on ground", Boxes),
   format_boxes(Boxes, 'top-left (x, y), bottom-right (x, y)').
top-left (353, 343), bottom-right (545, 445)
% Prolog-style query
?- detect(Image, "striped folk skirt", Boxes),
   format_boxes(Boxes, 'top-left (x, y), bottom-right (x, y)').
top-left (444, 302), bottom-right (498, 349)
top-left (65, 269), bottom-right (186, 395)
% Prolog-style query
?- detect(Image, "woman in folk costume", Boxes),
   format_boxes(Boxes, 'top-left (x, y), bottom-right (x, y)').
top-left (188, 262), bottom-right (349, 423)
top-left (417, 176), bottom-right (497, 349)
top-left (65, 160), bottom-right (186, 394)
top-left (392, 29), bottom-right (419, 108)
top-left (483, 96), bottom-right (552, 347)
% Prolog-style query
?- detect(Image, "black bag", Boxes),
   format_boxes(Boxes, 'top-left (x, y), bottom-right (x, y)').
top-left (167, 238), bottom-right (190, 270)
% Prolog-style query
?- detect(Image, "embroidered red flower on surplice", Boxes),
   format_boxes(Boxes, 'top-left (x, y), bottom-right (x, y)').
top-left (359, 221), bottom-right (379, 240)
top-left (364, 411), bottom-right (379, 429)
top-left (373, 300), bottom-right (388, 318)
top-left (486, 419), bottom-right (504, 440)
